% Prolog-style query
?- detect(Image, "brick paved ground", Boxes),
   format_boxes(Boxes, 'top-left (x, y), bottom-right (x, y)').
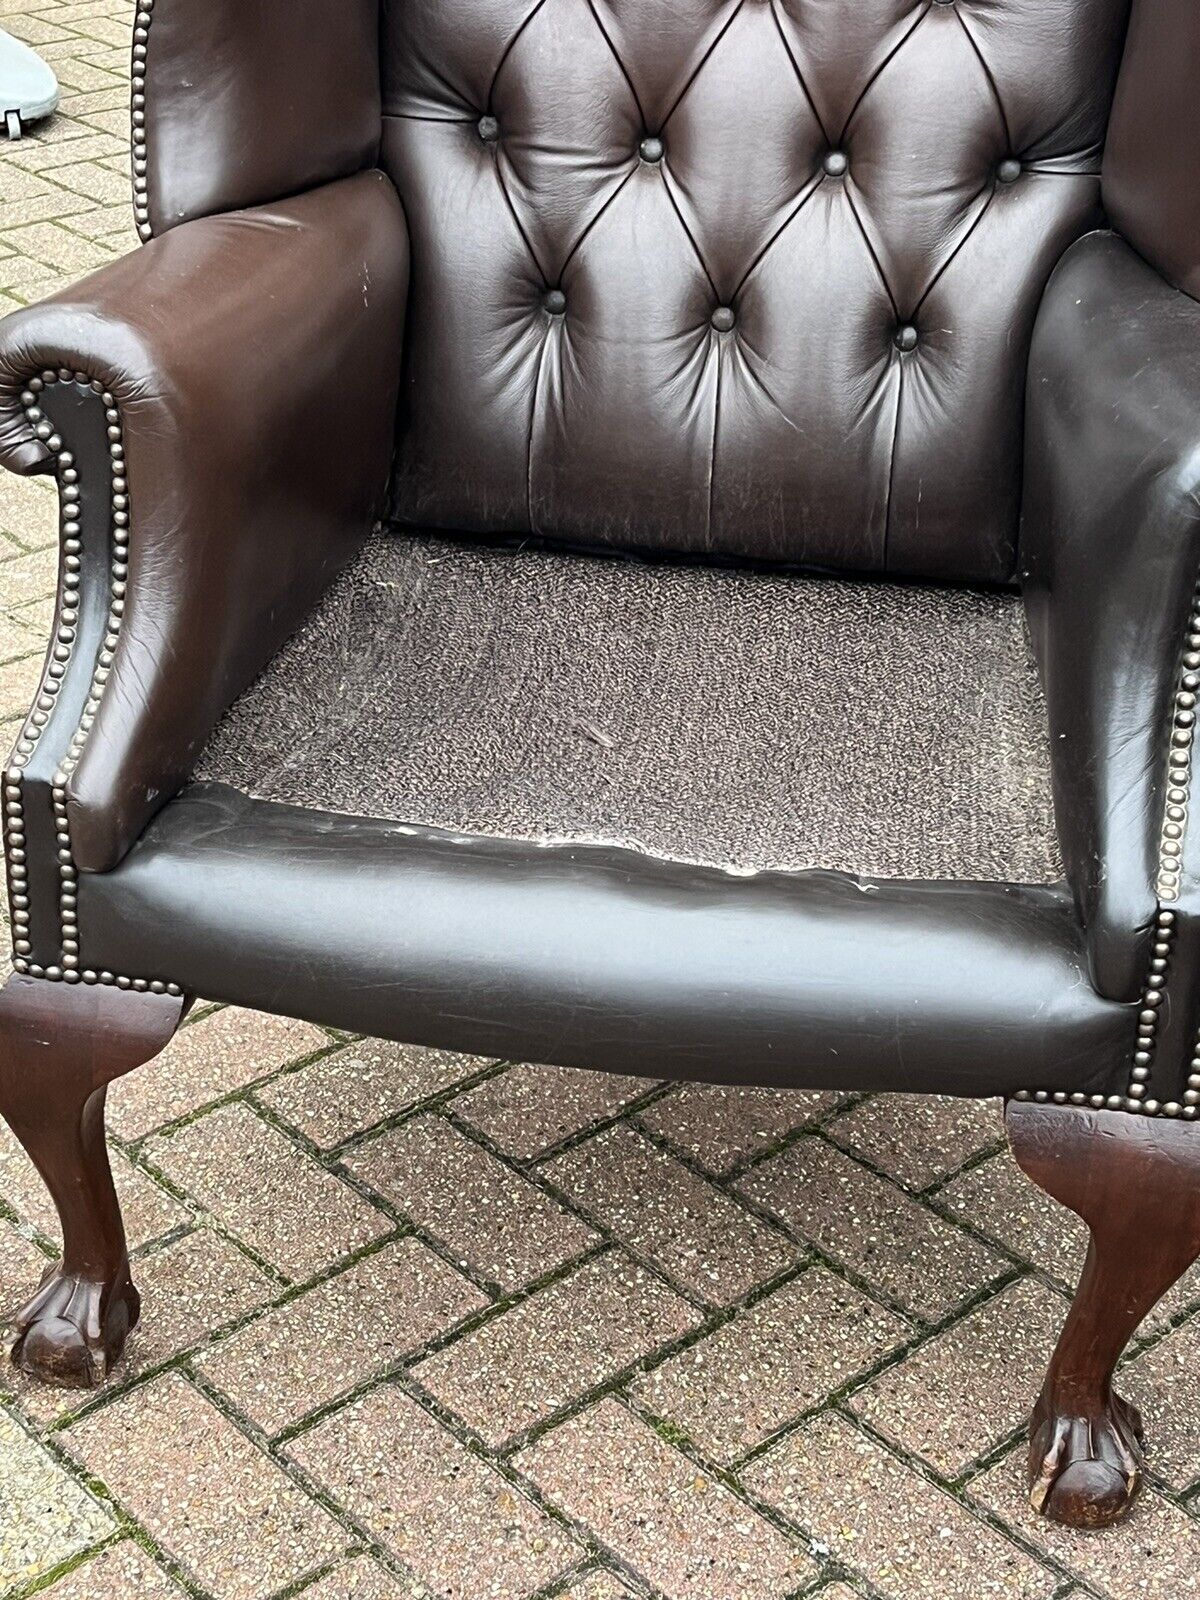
top-left (0, 5), bottom-right (1198, 1598)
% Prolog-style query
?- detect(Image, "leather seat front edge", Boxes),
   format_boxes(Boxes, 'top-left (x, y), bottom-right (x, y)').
top-left (75, 783), bottom-right (1133, 1097)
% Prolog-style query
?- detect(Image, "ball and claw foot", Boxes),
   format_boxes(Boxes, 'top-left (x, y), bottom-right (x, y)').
top-left (1028, 1390), bottom-right (1145, 1529)
top-left (0, 976), bottom-right (185, 1390)
top-left (9, 1261), bottom-right (140, 1388)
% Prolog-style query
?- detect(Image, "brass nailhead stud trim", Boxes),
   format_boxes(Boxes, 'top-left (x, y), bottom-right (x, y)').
top-left (1155, 582), bottom-right (1200, 902)
top-left (7, 377), bottom-right (181, 997)
top-left (1018, 579), bottom-right (1200, 1118)
top-left (131, 0), bottom-right (154, 241)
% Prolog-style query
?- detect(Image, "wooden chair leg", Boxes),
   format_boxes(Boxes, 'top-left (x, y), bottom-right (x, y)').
top-left (1007, 1098), bottom-right (1200, 1528)
top-left (0, 973), bottom-right (185, 1387)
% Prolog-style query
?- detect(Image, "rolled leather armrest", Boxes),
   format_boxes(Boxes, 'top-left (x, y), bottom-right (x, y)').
top-left (0, 169), bottom-right (409, 873)
top-left (1022, 229), bottom-right (1200, 1001)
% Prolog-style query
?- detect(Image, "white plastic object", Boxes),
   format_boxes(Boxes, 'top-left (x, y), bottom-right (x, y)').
top-left (0, 29), bottom-right (59, 140)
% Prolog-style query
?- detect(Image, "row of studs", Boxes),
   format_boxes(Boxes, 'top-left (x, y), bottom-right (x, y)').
top-left (1156, 579), bottom-right (1200, 901)
top-left (1016, 581), bottom-right (1200, 1116)
top-left (1184, 1019), bottom-right (1200, 1113)
top-left (1123, 908), bottom-right (1185, 1114)
top-left (1168, 594), bottom-right (1200, 1111)
top-left (1107, 585), bottom-right (1200, 1114)
top-left (1012, 910), bottom-right (1194, 1117)
top-left (3, 374), bottom-right (78, 972)
top-left (6, 371), bottom-right (181, 998)
top-left (131, 0), bottom-right (154, 241)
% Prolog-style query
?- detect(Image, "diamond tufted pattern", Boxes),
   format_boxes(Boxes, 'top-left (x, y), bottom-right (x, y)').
top-left (382, 0), bottom-right (1129, 581)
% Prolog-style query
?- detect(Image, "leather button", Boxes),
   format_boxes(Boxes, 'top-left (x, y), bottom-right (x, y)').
top-left (894, 325), bottom-right (919, 352)
top-left (998, 158), bottom-right (1022, 183)
top-left (639, 136), bottom-right (664, 164)
top-left (711, 306), bottom-right (736, 333)
top-left (823, 151), bottom-right (848, 178)
top-left (543, 288), bottom-right (567, 316)
top-left (477, 115), bottom-right (499, 143)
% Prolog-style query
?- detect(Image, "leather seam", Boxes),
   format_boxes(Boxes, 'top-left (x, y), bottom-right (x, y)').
top-left (583, 0), bottom-right (647, 129)
top-left (525, 312), bottom-right (555, 540)
top-left (660, 0), bottom-right (747, 136)
top-left (842, 180), bottom-right (899, 320)
top-left (660, 167), bottom-right (720, 302)
top-left (769, 0), bottom-right (830, 145)
top-left (913, 178), bottom-right (995, 317)
top-left (840, 1), bottom-right (932, 147)
top-left (558, 163), bottom-right (637, 284)
top-left (706, 330), bottom-right (722, 550)
top-left (882, 356), bottom-right (904, 572)
top-left (493, 145), bottom-right (548, 286)
top-left (489, 0), bottom-right (552, 112)
top-left (954, 7), bottom-right (1014, 156)
top-left (731, 172), bottom-right (822, 302)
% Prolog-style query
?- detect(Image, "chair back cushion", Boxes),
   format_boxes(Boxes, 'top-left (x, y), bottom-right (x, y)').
top-left (382, 0), bottom-right (1129, 581)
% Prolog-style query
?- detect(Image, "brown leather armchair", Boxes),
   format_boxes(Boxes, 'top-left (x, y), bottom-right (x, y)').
top-left (0, 0), bottom-right (1197, 1532)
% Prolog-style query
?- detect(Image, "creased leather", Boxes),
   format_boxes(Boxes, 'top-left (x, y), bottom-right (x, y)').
top-left (141, 0), bottom-right (382, 235)
top-left (1022, 230), bottom-right (1200, 1003)
top-left (1104, 0), bottom-right (1200, 303)
top-left (0, 171), bottom-right (410, 873)
top-left (79, 783), bottom-right (1133, 1097)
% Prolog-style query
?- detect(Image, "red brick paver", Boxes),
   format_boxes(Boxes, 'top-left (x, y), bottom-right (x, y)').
top-left (745, 1411), bottom-right (1056, 1600)
top-left (634, 1264), bottom-right (909, 1462)
top-left (414, 1249), bottom-right (700, 1445)
top-left (196, 1236), bottom-right (486, 1435)
top-left (515, 1398), bottom-right (815, 1600)
top-left (62, 1375), bottom-right (347, 1599)
top-left (289, 1385), bottom-right (581, 1599)
top-left (144, 1102), bottom-right (390, 1281)
top-left (346, 1112), bottom-right (597, 1290)
top-left (543, 1122), bottom-right (798, 1307)
top-left (740, 1135), bottom-right (1007, 1320)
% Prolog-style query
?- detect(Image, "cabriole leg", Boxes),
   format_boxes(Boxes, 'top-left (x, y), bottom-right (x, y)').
top-left (0, 973), bottom-right (185, 1386)
top-left (1007, 1098), bottom-right (1200, 1528)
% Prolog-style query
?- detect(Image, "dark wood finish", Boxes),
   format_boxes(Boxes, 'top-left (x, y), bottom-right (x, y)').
top-left (1007, 1099), bottom-right (1200, 1528)
top-left (0, 974), bottom-right (186, 1386)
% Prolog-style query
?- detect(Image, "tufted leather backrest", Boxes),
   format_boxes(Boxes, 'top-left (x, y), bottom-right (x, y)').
top-left (382, 0), bottom-right (1129, 583)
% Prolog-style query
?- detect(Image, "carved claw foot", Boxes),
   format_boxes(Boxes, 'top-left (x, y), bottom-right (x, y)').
top-left (0, 975), bottom-right (185, 1388)
top-left (1008, 1100), bottom-right (1200, 1532)
top-left (1028, 1390), bottom-right (1145, 1529)
top-left (10, 1260), bottom-right (140, 1388)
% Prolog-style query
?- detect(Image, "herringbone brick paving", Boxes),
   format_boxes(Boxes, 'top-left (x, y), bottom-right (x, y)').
top-left (0, 3), bottom-right (1197, 1596)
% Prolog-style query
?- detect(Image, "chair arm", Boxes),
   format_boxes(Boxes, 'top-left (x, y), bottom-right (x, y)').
top-left (0, 169), bottom-right (408, 874)
top-left (1022, 229), bottom-right (1200, 1004)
